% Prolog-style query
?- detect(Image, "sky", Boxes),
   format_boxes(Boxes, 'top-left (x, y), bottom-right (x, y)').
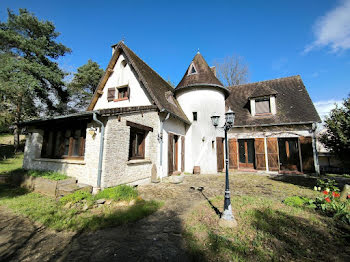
top-left (1, 0), bottom-right (349, 119)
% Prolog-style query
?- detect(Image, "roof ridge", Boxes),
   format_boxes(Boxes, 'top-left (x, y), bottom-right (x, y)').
top-left (229, 75), bottom-right (301, 89)
top-left (121, 42), bottom-right (174, 92)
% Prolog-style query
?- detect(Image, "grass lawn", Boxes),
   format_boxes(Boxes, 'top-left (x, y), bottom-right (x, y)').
top-left (0, 153), bottom-right (23, 174)
top-left (184, 192), bottom-right (350, 261)
top-left (0, 184), bottom-right (162, 232)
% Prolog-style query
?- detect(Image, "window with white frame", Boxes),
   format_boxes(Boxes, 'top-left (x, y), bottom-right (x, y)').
top-left (255, 98), bottom-right (271, 114)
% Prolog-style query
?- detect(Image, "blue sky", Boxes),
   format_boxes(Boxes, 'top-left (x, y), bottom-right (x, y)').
top-left (1, 0), bottom-right (349, 116)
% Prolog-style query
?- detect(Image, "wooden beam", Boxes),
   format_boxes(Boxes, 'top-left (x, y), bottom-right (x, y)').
top-left (126, 121), bottom-right (153, 132)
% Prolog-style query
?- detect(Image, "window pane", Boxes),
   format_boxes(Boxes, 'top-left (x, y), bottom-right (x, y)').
top-left (247, 140), bottom-right (255, 163)
top-left (238, 140), bottom-right (245, 163)
top-left (256, 100), bottom-right (270, 114)
top-left (72, 137), bottom-right (81, 156)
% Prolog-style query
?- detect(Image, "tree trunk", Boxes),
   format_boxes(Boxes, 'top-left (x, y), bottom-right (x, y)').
top-left (14, 95), bottom-right (22, 152)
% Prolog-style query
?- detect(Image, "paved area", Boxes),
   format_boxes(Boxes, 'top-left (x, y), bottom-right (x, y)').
top-left (0, 172), bottom-right (332, 261)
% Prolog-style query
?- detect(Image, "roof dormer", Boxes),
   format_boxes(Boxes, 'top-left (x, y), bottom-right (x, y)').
top-left (249, 85), bottom-right (277, 116)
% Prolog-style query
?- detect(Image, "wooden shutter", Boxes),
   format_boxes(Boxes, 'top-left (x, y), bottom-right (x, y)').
top-left (216, 137), bottom-right (224, 172)
top-left (267, 137), bottom-right (279, 171)
top-left (107, 88), bottom-right (115, 101)
top-left (181, 136), bottom-right (185, 172)
top-left (300, 136), bottom-right (315, 173)
top-left (228, 138), bottom-right (238, 169)
top-left (255, 138), bottom-right (266, 170)
top-left (168, 133), bottom-right (174, 175)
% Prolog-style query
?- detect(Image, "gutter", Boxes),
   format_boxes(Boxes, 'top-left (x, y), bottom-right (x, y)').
top-left (92, 112), bottom-right (105, 190)
top-left (231, 121), bottom-right (320, 129)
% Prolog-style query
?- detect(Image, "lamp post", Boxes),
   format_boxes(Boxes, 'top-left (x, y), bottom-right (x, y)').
top-left (211, 108), bottom-right (238, 227)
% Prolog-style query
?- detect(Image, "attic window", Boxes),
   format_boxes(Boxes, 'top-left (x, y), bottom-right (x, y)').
top-left (188, 63), bottom-right (197, 75)
top-left (121, 60), bottom-right (127, 68)
top-left (255, 98), bottom-right (271, 114)
top-left (193, 112), bottom-right (198, 121)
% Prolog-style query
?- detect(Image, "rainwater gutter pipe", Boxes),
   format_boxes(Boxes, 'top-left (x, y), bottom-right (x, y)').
top-left (93, 112), bottom-right (105, 190)
top-left (159, 111), bottom-right (170, 181)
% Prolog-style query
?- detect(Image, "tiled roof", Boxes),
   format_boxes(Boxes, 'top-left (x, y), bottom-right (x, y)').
top-left (226, 75), bottom-right (321, 127)
top-left (175, 53), bottom-right (226, 91)
top-left (88, 42), bottom-right (190, 124)
top-left (249, 84), bottom-right (277, 98)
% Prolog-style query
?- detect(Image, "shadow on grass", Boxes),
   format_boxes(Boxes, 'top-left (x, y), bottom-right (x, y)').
top-left (199, 191), bottom-right (222, 218)
top-left (0, 144), bottom-right (15, 161)
top-left (185, 206), bottom-right (350, 261)
top-left (0, 183), bottom-right (29, 199)
top-left (270, 174), bottom-right (318, 189)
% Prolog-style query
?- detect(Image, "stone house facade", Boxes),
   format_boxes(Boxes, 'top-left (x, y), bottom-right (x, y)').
top-left (21, 41), bottom-right (321, 190)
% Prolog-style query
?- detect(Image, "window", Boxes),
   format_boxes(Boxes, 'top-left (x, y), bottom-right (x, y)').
top-left (193, 112), bottom-right (197, 121)
top-left (255, 98), bottom-right (271, 114)
top-left (118, 87), bottom-right (128, 99)
top-left (127, 121), bottom-right (153, 160)
top-left (188, 63), bottom-right (197, 75)
top-left (41, 122), bottom-right (87, 160)
top-left (129, 128), bottom-right (146, 159)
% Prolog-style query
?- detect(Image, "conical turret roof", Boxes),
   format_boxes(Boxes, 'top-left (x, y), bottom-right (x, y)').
top-left (175, 53), bottom-right (226, 92)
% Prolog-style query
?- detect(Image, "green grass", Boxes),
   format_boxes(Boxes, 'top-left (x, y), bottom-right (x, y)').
top-left (0, 153), bottom-right (23, 174)
top-left (59, 189), bottom-right (94, 205)
top-left (27, 170), bottom-right (69, 181)
top-left (0, 184), bottom-right (162, 232)
top-left (95, 185), bottom-right (138, 201)
top-left (184, 195), bottom-right (350, 262)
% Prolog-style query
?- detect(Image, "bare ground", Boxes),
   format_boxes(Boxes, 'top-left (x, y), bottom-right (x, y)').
top-left (0, 172), bottom-right (343, 262)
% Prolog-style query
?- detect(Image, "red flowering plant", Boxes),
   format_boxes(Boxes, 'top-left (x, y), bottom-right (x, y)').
top-left (312, 178), bottom-right (343, 214)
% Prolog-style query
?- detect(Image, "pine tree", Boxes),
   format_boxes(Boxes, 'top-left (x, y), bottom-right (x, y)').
top-left (0, 9), bottom-right (71, 149)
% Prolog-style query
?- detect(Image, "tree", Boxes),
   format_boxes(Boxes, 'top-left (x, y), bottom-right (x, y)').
top-left (0, 9), bottom-right (71, 149)
top-left (67, 59), bottom-right (104, 111)
top-left (320, 94), bottom-right (350, 165)
top-left (214, 55), bottom-right (249, 86)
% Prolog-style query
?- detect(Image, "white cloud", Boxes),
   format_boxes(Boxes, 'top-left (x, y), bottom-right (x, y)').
top-left (314, 99), bottom-right (342, 120)
top-left (304, 0), bottom-right (350, 53)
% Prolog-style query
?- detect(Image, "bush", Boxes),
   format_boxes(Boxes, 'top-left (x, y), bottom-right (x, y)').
top-left (28, 170), bottom-right (69, 181)
top-left (283, 196), bottom-right (312, 208)
top-left (95, 185), bottom-right (138, 201)
top-left (59, 189), bottom-right (93, 205)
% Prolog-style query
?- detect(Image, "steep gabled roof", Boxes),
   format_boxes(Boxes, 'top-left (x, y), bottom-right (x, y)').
top-left (88, 41), bottom-right (190, 124)
top-left (226, 75), bottom-right (321, 127)
top-left (249, 84), bottom-right (277, 99)
top-left (175, 53), bottom-right (227, 93)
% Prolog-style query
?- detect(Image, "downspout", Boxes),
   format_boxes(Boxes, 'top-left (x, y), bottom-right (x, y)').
top-left (93, 112), bottom-right (105, 191)
top-left (159, 112), bottom-right (170, 181)
top-left (312, 123), bottom-right (320, 176)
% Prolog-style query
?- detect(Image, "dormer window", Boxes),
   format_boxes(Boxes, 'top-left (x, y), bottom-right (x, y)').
top-left (255, 98), bottom-right (271, 114)
top-left (250, 96), bottom-right (277, 116)
top-left (188, 63), bottom-right (197, 75)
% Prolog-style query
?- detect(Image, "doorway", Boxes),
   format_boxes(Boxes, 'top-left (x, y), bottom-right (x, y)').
top-left (278, 138), bottom-right (300, 171)
top-left (168, 133), bottom-right (179, 175)
top-left (216, 137), bottom-right (224, 172)
top-left (238, 139), bottom-right (255, 169)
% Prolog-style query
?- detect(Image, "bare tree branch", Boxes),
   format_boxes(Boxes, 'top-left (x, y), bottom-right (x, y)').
top-left (214, 55), bottom-right (249, 87)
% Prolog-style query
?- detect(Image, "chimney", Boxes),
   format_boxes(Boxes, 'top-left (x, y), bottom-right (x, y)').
top-left (210, 66), bottom-right (216, 77)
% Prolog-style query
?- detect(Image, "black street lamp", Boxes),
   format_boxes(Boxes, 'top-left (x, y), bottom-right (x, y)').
top-left (211, 108), bottom-right (238, 226)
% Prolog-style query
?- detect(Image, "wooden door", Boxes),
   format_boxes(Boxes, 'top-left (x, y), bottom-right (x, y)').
top-left (168, 133), bottom-right (174, 175)
top-left (299, 136), bottom-right (315, 173)
top-left (238, 139), bottom-right (255, 169)
top-left (267, 137), bottom-right (279, 171)
top-left (228, 138), bottom-right (238, 169)
top-left (181, 136), bottom-right (185, 172)
top-left (216, 137), bottom-right (224, 172)
top-left (174, 135), bottom-right (179, 171)
top-left (278, 138), bottom-right (300, 171)
top-left (255, 138), bottom-right (266, 170)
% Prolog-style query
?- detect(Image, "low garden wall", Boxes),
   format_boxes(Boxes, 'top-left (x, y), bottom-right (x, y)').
top-left (4, 173), bottom-right (77, 197)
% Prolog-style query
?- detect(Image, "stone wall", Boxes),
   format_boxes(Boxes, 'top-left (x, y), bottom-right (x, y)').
top-left (23, 122), bottom-right (101, 187)
top-left (101, 111), bottom-right (160, 188)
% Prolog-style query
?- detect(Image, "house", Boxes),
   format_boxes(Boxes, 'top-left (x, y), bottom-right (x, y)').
top-left (21, 41), bottom-right (321, 191)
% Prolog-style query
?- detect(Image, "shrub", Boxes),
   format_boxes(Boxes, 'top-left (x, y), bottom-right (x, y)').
top-left (28, 170), bottom-right (69, 181)
top-left (59, 189), bottom-right (93, 205)
top-left (95, 185), bottom-right (138, 201)
top-left (283, 196), bottom-right (312, 208)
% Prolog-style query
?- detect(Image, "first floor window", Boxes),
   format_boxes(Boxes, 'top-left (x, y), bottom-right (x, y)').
top-left (118, 86), bottom-right (129, 99)
top-left (255, 98), bottom-right (271, 114)
top-left (129, 128), bottom-right (146, 159)
top-left (41, 122), bottom-right (87, 159)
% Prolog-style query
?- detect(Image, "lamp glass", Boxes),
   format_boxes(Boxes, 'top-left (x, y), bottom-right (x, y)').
top-left (225, 109), bottom-right (235, 126)
top-left (211, 114), bottom-right (220, 127)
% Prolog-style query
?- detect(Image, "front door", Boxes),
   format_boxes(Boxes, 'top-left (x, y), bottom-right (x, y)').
top-left (216, 137), bottom-right (224, 172)
top-left (238, 139), bottom-right (255, 169)
top-left (278, 138), bottom-right (300, 171)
